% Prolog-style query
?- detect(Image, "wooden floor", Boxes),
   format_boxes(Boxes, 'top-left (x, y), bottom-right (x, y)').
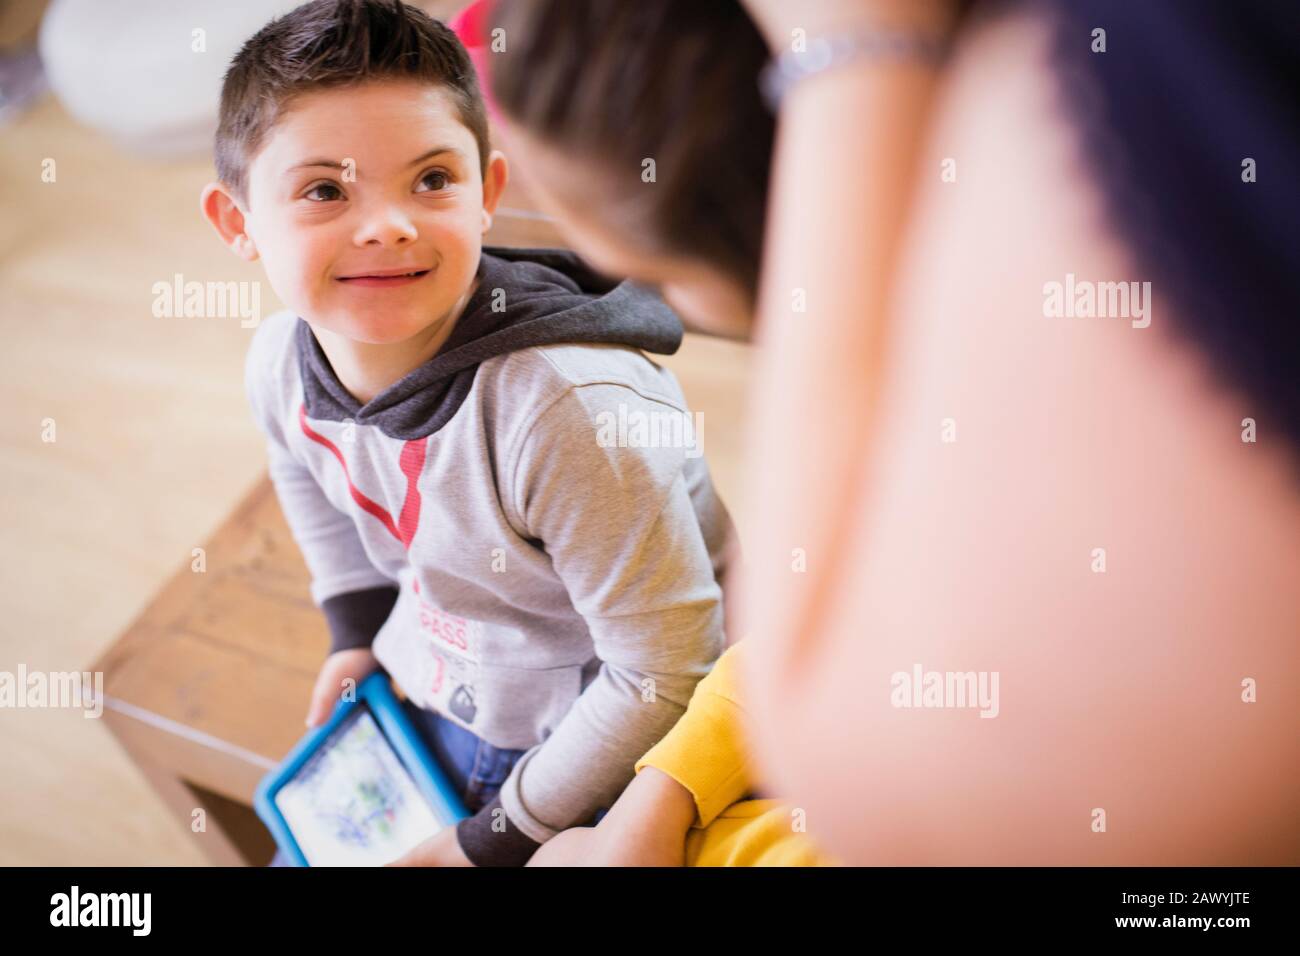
top-left (0, 94), bottom-right (751, 864)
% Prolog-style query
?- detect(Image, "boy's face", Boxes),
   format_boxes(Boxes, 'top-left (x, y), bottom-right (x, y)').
top-left (208, 80), bottom-right (506, 346)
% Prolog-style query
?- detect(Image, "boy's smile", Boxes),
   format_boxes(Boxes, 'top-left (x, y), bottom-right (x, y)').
top-left (212, 80), bottom-right (506, 351)
top-left (335, 269), bottom-right (431, 287)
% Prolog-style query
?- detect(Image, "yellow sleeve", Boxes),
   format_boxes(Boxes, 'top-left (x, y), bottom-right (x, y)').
top-left (634, 641), bottom-right (751, 828)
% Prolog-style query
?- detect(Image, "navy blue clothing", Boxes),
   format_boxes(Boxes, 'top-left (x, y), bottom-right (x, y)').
top-left (1046, 0), bottom-right (1300, 450)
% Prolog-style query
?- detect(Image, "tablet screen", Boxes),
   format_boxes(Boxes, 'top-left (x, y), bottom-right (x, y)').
top-left (274, 705), bottom-right (443, 866)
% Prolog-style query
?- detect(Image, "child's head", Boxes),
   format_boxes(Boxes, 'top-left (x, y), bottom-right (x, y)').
top-left (487, 0), bottom-right (773, 339)
top-left (202, 0), bottom-right (506, 346)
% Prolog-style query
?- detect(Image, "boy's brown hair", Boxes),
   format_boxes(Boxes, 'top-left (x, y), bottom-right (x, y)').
top-left (215, 0), bottom-right (489, 206)
top-left (488, 0), bottom-right (774, 302)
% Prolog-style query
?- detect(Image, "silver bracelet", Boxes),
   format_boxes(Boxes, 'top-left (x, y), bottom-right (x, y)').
top-left (759, 26), bottom-right (951, 111)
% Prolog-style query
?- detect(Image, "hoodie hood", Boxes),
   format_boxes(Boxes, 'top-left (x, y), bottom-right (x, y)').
top-left (297, 246), bottom-right (684, 440)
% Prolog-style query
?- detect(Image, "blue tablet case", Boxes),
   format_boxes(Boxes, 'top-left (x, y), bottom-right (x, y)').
top-left (254, 671), bottom-right (468, 866)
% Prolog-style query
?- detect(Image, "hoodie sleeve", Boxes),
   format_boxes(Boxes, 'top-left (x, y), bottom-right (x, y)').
top-left (455, 381), bottom-right (725, 864)
top-left (244, 318), bottom-right (398, 655)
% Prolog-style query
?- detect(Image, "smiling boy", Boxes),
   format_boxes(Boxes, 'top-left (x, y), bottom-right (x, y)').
top-left (200, 0), bottom-right (731, 866)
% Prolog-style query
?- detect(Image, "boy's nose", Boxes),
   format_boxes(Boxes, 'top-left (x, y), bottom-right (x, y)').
top-left (353, 205), bottom-right (419, 246)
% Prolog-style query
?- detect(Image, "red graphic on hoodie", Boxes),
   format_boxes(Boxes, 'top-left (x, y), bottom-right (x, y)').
top-left (297, 403), bottom-right (427, 549)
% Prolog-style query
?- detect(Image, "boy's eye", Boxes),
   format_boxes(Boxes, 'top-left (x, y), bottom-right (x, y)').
top-left (304, 182), bottom-right (343, 202)
top-left (416, 169), bottom-right (451, 192)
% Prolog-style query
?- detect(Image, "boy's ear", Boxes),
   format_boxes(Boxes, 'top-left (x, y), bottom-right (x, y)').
top-left (480, 149), bottom-right (509, 235)
top-left (200, 182), bottom-right (260, 262)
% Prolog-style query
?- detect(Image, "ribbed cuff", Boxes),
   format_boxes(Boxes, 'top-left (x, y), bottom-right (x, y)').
top-left (321, 585), bottom-right (399, 655)
top-left (455, 794), bottom-right (542, 867)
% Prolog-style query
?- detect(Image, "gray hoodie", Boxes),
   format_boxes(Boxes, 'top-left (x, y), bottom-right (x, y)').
top-left (244, 247), bottom-right (732, 864)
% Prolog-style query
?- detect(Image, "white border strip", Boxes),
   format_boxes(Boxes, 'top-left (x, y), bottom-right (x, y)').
top-left (100, 695), bottom-right (278, 771)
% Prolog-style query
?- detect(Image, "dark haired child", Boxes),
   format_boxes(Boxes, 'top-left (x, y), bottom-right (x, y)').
top-left (480, 0), bottom-right (834, 867)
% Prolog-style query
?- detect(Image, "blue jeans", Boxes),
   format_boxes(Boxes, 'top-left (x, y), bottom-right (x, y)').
top-left (400, 698), bottom-right (528, 814)
top-left (403, 701), bottom-right (611, 825)
top-left (267, 701), bottom-right (604, 865)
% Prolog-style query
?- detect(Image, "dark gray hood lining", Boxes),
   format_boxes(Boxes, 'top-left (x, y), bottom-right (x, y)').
top-left (297, 247), bottom-right (683, 440)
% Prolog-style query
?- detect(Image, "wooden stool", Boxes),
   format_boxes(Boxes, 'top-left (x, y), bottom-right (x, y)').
top-left (91, 477), bottom-right (321, 866)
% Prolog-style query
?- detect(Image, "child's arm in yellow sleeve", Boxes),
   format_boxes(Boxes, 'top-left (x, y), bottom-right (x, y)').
top-left (634, 641), bottom-right (751, 828)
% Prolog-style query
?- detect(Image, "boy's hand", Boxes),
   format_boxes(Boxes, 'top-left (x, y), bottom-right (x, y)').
top-left (525, 818), bottom-right (686, 867)
top-left (386, 826), bottom-right (474, 867)
top-left (526, 767), bottom-right (694, 867)
top-left (306, 648), bottom-right (379, 728)
top-left (523, 826), bottom-right (603, 866)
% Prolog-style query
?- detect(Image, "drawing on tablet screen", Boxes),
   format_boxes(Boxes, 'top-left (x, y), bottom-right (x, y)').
top-left (275, 708), bottom-right (441, 866)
